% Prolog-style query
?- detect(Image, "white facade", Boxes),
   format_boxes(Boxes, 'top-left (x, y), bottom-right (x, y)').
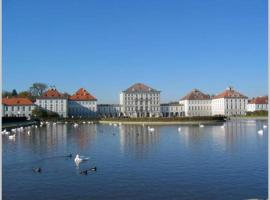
top-left (35, 89), bottom-right (68, 118)
top-left (179, 89), bottom-right (212, 117)
top-left (247, 104), bottom-right (268, 112)
top-left (160, 102), bottom-right (185, 117)
top-left (2, 98), bottom-right (36, 119)
top-left (120, 83), bottom-right (161, 118)
top-left (246, 96), bottom-right (268, 112)
top-left (211, 87), bottom-right (248, 116)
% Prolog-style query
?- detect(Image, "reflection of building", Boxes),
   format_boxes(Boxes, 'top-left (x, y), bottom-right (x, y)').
top-left (119, 125), bottom-right (160, 158)
top-left (247, 96), bottom-right (268, 112)
top-left (97, 104), bottom-right (122, 117)
top-left (179, 89), bottom-right (212, 116)
top-left (212, 87), bottom-right (248, 116)
top-left (160, 102), bottom-right (185, 117)
top-left (2, 97), bottom-right (36, 118)
top-left (68, 88), bottom-right (97, 117)
top-left (120, 83), bottom-right (161, 117)
top-left (35, 88), bottom-right (68, 118)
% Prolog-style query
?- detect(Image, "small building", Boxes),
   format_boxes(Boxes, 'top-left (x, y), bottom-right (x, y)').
top-left (35, 88), bottom-right (68, 118)
top-left (212, 86), bottom-right (248, 116)
top-left (247, 96), bottom-right (268, 112)
top-left (160, 102), bottom-right (185, 117)
top-left (97, 104), bottom-right (122, 118)
top-left (179, 89), bottom-right (212, 117)
top-left (2, 97), bottom-right (36, 119)
top-left (120, 83), bottom-right (161, 117)
top-left (68, 88), bottom-right (97, 118)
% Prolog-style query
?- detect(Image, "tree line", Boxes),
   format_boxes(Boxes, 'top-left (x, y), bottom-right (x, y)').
top-left (2, 83), bottom-right (70, 101)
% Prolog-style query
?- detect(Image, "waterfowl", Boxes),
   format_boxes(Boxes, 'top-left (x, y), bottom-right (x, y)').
top-left (33, 167), bottom-right (42, 173)
top-left (90, 167), bottom-right (97, 171)
top-left (74, 154), bottom-right (89, 163)
top-left (199, 124), bottom-right (204, 128)
top-left (148, 128), bottom-right (155, 132)
top-left (80, 170), bottom-right (88, 175)
top-left (178, 127), bottom-right (181, 132)
top-left (258, 129), bottom-right (263, 135)
top-left (263, 125), bottom-right (268, 129)
top-left (27, 131), bottom-right (31, 136)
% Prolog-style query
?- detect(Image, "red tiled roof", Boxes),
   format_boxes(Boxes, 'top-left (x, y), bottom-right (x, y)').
top-left (249, 96), bottom-right (268, 104)
top-left (213, 87), bottom-right (247, 99)
top-left (41, 88), bottom-right (65, 99)
top-left (124, 83), bottom-right (159, 92)
top-left (2, 97), bottom-right (33, 106)
top-left (180, 89), bottom-right (210, 100)
top-left (69, 88), bottom-right (97, 101)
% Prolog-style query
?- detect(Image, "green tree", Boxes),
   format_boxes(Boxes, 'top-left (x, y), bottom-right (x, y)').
top-left (18, 91), bottom-right (31, 98)
top-left (11, 89), bottom-right (18, 97)
top-left (2, 90), bottom-right (12, 98)
top-left (32, 107), bottom-right (59, 119)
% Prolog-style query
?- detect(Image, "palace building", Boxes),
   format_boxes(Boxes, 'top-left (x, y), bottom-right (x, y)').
top-left (35, 88), bottom-right (68, 118)
top-left (68, 88), bottom-right (97, 118)
top-left (179, 89), bottom-right (212, 117)
top-left (2, 97), bottom-right (36, 118)
top-left (212, 87), bottom-right (248, 116)
top-left (120, 83), bottom-right (161, 117)
top-left (247, 96), bottom-right (268, 112)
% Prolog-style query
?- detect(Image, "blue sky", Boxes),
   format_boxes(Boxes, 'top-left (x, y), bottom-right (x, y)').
top-left (3, 0), bottom-right (267, 103)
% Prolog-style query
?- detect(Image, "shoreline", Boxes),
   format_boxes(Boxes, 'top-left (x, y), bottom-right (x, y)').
top-left (99, 120), bottom-right (225, 125)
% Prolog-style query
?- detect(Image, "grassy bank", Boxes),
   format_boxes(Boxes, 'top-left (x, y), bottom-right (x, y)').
top-left (99, 116), bottom-right (226, 125)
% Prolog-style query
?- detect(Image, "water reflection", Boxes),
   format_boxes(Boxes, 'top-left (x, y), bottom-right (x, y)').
top-left (119, 125), bottom-right (160, 159)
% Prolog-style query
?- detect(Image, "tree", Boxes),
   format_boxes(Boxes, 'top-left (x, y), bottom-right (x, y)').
top-left (2, 90), bottom-right (12, 98)
top-left (29, 83), bottom-right (48, 97)
top-left (32, 107), bottom-right (59, 119)
top-left (11, 89), bottom-right (18, 97)
top-left (18, 91), bottom-right (31, 98)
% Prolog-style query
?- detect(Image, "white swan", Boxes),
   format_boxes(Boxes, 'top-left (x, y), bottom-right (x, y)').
top-left (263, 125), bottom-right (268, 129)
top-left (74, 154), bottom-right (89, 164)
top-left (258, 129), bottom-right (263, 135)
top-left (199, 124), bottom-right (204, 128)
top-left (178, 127), bottom-right (181, 132)
top-left (221, 125), bottom-right (225, 129)
top-left (113, 123), bottom-right (118, 127)
top-left (27, 131), bottom-right (31, 136)
top-left (73, 123), bottom-right (79, 128)
top-left (83, 121), bottom-right (86, 124)
top-left (148, 127), bottom-right (155, 132)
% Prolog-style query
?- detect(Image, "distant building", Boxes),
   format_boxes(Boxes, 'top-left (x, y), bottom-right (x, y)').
top-left (35, 88), bottom-right (68, 118)
top-left (212, 86), bottom-right (248, 116)
top-left (120, 83), bottom-right (161, 117)
top-left (97, 104), bottom-right (122, 117)
top-left (2, 97), bottom-right (36, 118)
top-left (160, 102), bottom-right (185, 117)
top-left (68, 88), bottom-right (97, 118)
top-left (179, 89), bottom-right (212, 116)
top-left (247, 96), bottom-right (268, 112)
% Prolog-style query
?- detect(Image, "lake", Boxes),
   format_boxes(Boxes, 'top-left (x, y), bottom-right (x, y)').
top-left (3, 119), bottom-right (267, 200)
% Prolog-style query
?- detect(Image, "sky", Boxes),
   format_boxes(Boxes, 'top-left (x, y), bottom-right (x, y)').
top-left (3, 0), bottom-right (267, 103)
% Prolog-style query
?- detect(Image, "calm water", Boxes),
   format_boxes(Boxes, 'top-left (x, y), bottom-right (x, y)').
top-left (3, 120), bottom-right (268, 200)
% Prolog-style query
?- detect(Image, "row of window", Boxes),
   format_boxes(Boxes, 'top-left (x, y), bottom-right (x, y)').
top-left (5, 106), bottom-right (32, 112)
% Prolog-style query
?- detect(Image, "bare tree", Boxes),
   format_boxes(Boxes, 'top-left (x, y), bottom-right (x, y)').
top-left (29, 83), bottom-right (48, 97)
